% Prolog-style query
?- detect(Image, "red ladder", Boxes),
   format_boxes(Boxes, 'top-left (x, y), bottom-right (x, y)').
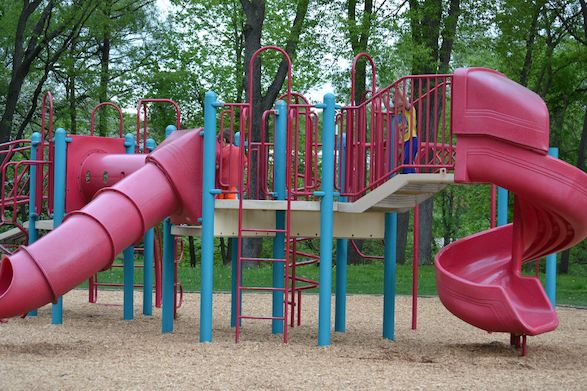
top-left (235, 199), bottom-right (292, 343)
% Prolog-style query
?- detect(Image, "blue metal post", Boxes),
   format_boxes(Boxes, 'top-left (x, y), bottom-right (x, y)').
top-left (52, 128), bottom-right (69, 325)
top-left (317, 93), bottom-right (336, 346)
top-left (546, 147), bottom-right (559, 306)
top-left (383, 212), bottom-right (397, 340)
top-left (26, 132), bottom-right (42, 317)
top-left (335, 133), bottom-right (348, 332)
top-left (230, 237), bottom-right (239, 327)
top-left (272, 100), bottom-right (287, 334)
top-left (497, 187), bottom-right (508, 227)
top-left (231, 132), bottom-right (240, 328)
top-left (201, 91), bottom-right (222, 342)
top-left (383, 112), bottom-right (398, 339)
top-left (123, 134), bottom-right (136, 320)
top-left (143, 138), bottom-right (156, 316)
top-left (162, 125), bottom-right (176, 333)
top-left (162, 217), bottom-right (174, 332)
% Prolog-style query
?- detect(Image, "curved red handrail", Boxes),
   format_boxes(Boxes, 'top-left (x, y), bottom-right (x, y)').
top-left (351, 53), bottom-right (377, 105)
top-left (350, 239), bottom-right (383, 260)
top-left (135, 99), bottom-right (181, 151)
top-left (90, 102), bottom-right (124, 138)
top-left (279, 92), bottom-right (309, 105)
top-left (248, 46), bottom-right (293, 106)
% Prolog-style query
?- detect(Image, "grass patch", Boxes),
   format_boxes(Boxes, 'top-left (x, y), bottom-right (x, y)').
top-left (86, 259), bottom-right (587, 306)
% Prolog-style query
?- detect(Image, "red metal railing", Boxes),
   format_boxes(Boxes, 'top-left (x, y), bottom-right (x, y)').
top-left (90, 102), bottom-right (124, 138)
top-left (136, 98), bottom-right (181, 151)
top-left (338, 74), bottom-right (454, 200)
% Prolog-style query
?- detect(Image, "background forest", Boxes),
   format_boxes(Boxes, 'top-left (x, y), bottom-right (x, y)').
top-left (0, 0), bottom-right (585, 275)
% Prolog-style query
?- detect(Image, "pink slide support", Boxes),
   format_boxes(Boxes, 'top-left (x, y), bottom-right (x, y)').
top-left (435, 68), bottom-right (587, 336)
top-left (0, 130), bottom-right (203, 318)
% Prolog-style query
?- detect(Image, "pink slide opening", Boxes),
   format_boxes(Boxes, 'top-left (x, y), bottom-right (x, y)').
top-left (0, 130), bottom-right (203, 318)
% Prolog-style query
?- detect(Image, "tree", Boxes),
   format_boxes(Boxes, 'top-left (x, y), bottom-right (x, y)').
top-left (0, 0), bottom-right (97, 142)
top-left (395, 0), bottom-right (461, 265)
top-left (239, 0), bottom-right (311, 259)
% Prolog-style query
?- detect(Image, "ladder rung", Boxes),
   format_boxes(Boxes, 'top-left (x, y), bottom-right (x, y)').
top-left (239, 286), bottom-right (287, 292)
top-left (241, 228), bottom-right (287, 233)
top-left (291, 259), bottom-right (319, 267)
top-left (240, 257), bottom-right (286, 263)
top-left (239, 315), bottom-right (286, 321)
top-left (292, 251), bottom-right (319, 259)
top-left (289, 276), bottom-right (319, 285)
top-left (289, 283), bottom-right (318, 292)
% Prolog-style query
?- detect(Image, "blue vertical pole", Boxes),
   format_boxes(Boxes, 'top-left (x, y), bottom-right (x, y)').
top-left (317, 93), bottom-right (336, 346)
top-left (162, 125), bottom-right (176, 333)
top-left (272, 100), bottom-right (287, 334)
top-left (546, 147), bottom-right (559, 306)
top-left (383, 212), bottom-right (397, 339)
top-left (52, 128), bottom-right (68, 325)
top-left (143, 138), bottom-right (156, 316)
top-left (230, 236), bottom-right (239, 327)
top-left (123, 134), bottom-right (136, 321)
top-left (497, 187), bottom-right (508, 227)
top-left (335, 133), bottom-right (348, 332)
top-left (383, 114), bottom-right (398, 339)
top-left (231, 132), bottom-right (240, 328)
top-left (162, 217), bottom-right (173, 332)
top-left (201, 91), bottom-right (221, 342)
top-left (26, 132), bottom-right (41, 317)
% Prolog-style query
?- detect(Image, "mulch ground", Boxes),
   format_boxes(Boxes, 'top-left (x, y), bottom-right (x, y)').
top-left (1, 290), bottom-right (585, 390)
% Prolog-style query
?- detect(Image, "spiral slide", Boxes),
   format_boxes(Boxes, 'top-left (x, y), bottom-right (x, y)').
top-left (435, 68), bottom-right (587, 336)
top-left (0, 129), bottom-right (203, 319)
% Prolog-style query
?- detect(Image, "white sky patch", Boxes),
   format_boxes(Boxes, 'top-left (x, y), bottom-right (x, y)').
top-left (156, 0), bottom-right (171, 19)
top-left (307, 82), bottom-right (335, 103)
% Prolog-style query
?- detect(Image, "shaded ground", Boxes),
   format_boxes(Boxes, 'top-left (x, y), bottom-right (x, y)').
top-left (1, 290), bottom-right (585, 390)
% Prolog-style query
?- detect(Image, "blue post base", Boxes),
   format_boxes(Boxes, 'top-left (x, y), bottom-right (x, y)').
top-left (231, 237), bottom-right (239, 328)
top-left (143, 228), bottom-right (154, 316)
top-left (272, 211), bottom-right (285, 334)
top-left (162, 218), bottom-right (174, 333)
top-left (383, 212), bottom-right (397, 340)
top-left (51, 298), bottom-right (63, 325)
top-left (335, 238), bottom-right (348, 332)
top-left (123, 246), bottom-right (135, 320)
top-left (545, 253), bottom-right (556, 306)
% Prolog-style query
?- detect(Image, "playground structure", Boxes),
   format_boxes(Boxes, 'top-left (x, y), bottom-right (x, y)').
top-left (0, 46), bottom-right (585, 356)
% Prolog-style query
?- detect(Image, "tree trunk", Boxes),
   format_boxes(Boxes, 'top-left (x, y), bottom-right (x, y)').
top-left (98, 2), bottom-right (112, 136)
top-left (396, 211), bottom-right (409, 264)
top-left (188, 236), bottom-right (196, 268)
top-left (240, 0), bottom-right (310, 262)
top-left (220, 237), bottom-right (231, 265)
top-left (519, 1), bottom-right (544, 87)
top-left (399, 0), bottom-right (461, 266)
top-left (240, 0), bottom-right (265, 262)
